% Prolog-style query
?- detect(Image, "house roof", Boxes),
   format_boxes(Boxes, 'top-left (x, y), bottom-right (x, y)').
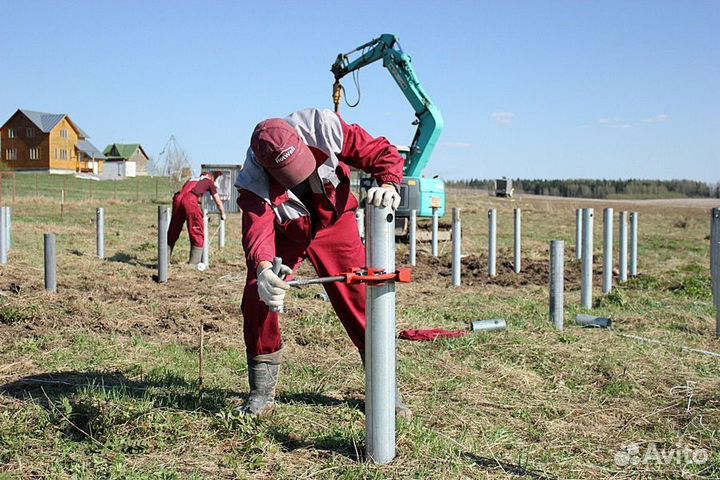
top-left (76, 140), bottom-right (106, 160)
top-left (103, 143), bottom-right (148, 161)
top-left (1, 109), bottom-right (89, 138)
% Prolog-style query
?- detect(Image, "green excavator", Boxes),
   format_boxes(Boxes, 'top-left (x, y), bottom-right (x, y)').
top-left (331, 34), bottom-right (445, 225)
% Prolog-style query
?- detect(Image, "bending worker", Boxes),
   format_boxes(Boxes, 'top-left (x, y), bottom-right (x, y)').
top-left (168, 170), bottom-right (226, 265)
top-left (235, 107), bottom-right (410, 418)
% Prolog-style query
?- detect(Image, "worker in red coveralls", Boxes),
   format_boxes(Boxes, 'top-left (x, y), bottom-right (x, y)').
top-left (235, 108), bottom-right (411, 418)
top-left (168, 171), bottom-right (227, 266)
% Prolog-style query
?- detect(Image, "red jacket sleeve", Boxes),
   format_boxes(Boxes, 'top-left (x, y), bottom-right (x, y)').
top-left (238, 189), bottom-right (276, 275)
top-left (337, 115), bottom-right (404, 186)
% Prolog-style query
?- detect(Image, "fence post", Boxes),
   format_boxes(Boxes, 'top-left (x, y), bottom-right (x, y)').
top-left (409, 209), bottom-right (417, 266)
top-left (630, 212), bottom-right (638, 277)
top-left (96, 208), bottom-right (104, 259)
top-left (711, 208), bottom-right (719, 338)
top-left (431, 206), bottom-right (439, 257)
top-left (550, 240), bottom-right (564, 331)
top-left (364, 204), bottom-right (397, 464)
top-left (452, 208), bottom-right (461, 287)
top-left (202, 209), bottom-right (209, 268)
top-left (619, 211), bottom-right (628, 283)
top-left (488, 208), bottom-right (497, 277)
top-left (44, 233), bottom-right (57, 293)
top-left (575, 208), bottom-right (582, 260)
top-left (514, 208), bottom-right (521, 273)
top-left (602, 208), bottom-right (613, 294)
top-left (581, 208), bottom-right (594, 309)
top-left (157, 206), bottom-right (169, 283)
top-left (0, 208), bottom-right (7, 265)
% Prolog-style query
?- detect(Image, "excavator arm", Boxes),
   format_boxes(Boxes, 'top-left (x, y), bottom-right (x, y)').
top-left (331, 34), bottom-right (443, 178)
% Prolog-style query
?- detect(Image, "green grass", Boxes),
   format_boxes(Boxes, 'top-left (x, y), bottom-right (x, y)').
top-left (0, 186), bottom-right (719, 478)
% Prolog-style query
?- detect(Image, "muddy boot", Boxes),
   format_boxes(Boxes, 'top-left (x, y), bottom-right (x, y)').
top-left (188, 246), bottom-right (203, 266)
top-left (239, 351), bottom-right (281, 417)
top-left (360, 351), bottom-right (413, 421)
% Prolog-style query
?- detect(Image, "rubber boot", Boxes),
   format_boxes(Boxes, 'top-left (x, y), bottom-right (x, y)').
top-left (188, 246), bottom-right (203, 266)
top-left (239, 351), bottom-right (281, 417)
top-left (360, 351), bottom-right (412, 421)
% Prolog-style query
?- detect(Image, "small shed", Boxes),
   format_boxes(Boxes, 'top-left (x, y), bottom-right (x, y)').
top-left (200, 163), bottom-right (243, 214)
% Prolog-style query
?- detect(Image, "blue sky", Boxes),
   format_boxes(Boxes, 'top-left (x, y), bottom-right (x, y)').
top-left (1, 1), bottom-right (718, 181)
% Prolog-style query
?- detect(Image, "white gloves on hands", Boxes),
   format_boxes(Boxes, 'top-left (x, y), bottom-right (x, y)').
top-left (220, 212), bottom-right (227, 221)
top-left (366, 185), bottom-right (401, 210)
top-left (257, 264), bottom-right (292, 311)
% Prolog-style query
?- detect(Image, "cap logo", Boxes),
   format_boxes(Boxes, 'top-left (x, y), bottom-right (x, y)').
top-left (275, 146), bottom-right (295, 164)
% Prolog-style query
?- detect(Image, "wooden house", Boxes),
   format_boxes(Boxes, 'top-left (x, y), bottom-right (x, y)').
top-left (0, 109), bottom-right (105, 174)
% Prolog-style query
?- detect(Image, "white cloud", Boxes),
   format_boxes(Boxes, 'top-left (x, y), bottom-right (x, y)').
top-left (643, 113), bottom-right (670, 123)
top-left (490, 112), bottom-right (515, 125)
top-left (597, 117), bottom-right (634, 128)
top-left (438, 142), bottom-right (472, 149)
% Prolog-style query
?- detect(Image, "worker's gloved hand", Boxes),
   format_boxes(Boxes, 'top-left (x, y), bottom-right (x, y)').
top-left (366, 184), bottom-right (401, 210)
top-left (257, 264), bottom-right (291, 310)
top-left (220, 212), bottom-right (227, 221)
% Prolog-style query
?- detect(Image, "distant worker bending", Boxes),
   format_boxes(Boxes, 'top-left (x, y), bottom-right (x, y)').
top-left (168, 171), bottom-right (226, 266)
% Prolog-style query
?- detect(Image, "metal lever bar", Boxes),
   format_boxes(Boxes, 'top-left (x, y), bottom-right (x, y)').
top-left (287, 267), bottom-right (412, 288)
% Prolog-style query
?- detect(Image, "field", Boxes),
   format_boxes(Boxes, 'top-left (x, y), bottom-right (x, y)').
top-left (0, 176), bottom-right (719, 479)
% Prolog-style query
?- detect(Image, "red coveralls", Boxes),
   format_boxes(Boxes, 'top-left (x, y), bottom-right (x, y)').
top-left (238, 115), bottom-right (404, 356)
top-left (168, 176), bottom-right (217, 249)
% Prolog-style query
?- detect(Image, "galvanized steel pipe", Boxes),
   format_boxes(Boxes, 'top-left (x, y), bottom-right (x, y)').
top-left (0, 208), bottom-right (7, 265)
top-left (452, 208), bottom-right (461, 286)
top-left (581, 208), bottom-right (594, 309)
top-left (364, 204), bottom-right (396, 465)
top-left (202, 209), bottom-right (209, 268)
top-left (409, 209), bottom-right (417, 266)
top-left (431, 207), bottom-right (439, 257)
top-left (575, 208), bottom-right (582, 260)
top-left (157, 206), bottom-right (169, 283)
top-left (5, 206), bottom-right (11, 250)
top-left (44, 233), bottom-right (56, 292)
top-left (711, 208), bottom-right (719, 338)
top-left (602, 208), bottom-right (613, 294)
top-left (619, 211), bottom-right (628, 283)
top-left (630, 212), bottom-right (638, 277)
top-left (470, 319), bottom-right (506, 332)
top-left (97, 208), bottom-right (105, 259)
top-left (549, 240), bottom-right (564, 331)
top-left (514, 208), bottom-right (521, 273)
top-left (219, 218), bottom-right (226, 249)
top-left (488, 208), bottom-right (497, 277)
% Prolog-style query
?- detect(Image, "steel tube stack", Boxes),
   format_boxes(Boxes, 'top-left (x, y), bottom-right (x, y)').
top-left (488, 208), bottom-right (497, 277)
top-left (431, 207), bottom-right (439, 257)
top-left (44, 233), bottom-right (56, 292)
top-left (97, 208), bottom-right (105, 259)
top-left (711, 208), bottom-right (720, 338)
top-left (581, 208), bottom-right (594, 309)
top-left (514, 208), bottom-right (521, 273)
top-left (452, 208), bottom-right (461, 286)
top-left (409, 209), bottom-right (417, 266)
top-left (630, 212), bottom-right (638, 277)
top-left (364, 204), bottom-right (396, 464)
top-left (602, 208), bottom-right (613, 294)
top-left (549, 240), bottom-right (564, 331)
top-left (619, 211), bottom-right (628, 283)
top-left (576, 208), bottom-right (582, 260)
top-left (202, 209), bottom-right (209, 268)
top-left (157, 206), bottom-right (169, 283)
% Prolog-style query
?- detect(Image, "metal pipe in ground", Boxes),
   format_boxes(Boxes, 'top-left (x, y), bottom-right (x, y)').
top-left (157, 206), bottom-right (169, 283)
top-left (452, 208), bottom-right (461, 286)
top-left (602, 208), bottom-right (613, 294)
top-left (431, 207), bottom-right (439, 257)
top-left (202, 209), bottom-right (209, 268)
top-left (44, 233), bottom-right (57, 292)
top-left (619, 211), bottom-right (628, 283)
top-left (711, 208), bottom-right (720, 338)
top-left (575, 208), bottom-right (582, 260)
top-left (364, 204), bottom-right (396, 464)
top-left (630, 212), bottom-right (638, 277)
top-left (581, 208), bottom-right (594, 309)
top-left (549, 240), bottom-right (564, 331)
top-left (514, 208), bottom-right (521, 273)
top-left (219, 218), bottom-right (226, 249)
top-left (96, 208), bottom-right (105, 259)
top-left (488, 208), bottom-right (497, 277)
top-left (409, 209), bottom-right (417, 266)
top-left (5, 206), bottom-right (11, 250)
top-left (0, 207), bottom-right (6, 265)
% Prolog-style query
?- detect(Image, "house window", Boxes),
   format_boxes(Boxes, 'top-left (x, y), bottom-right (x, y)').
top-left (60, 129), bottom-right (68, 139)
top-left (5, 149), bottom-right (17, 161)
top-left (30, 148), bottom-right (40, 160)
top-left (59, 149), bottom-right (68, 160)
top-left (8, 129), bottom-right (15, 138)
top-left (26, 127), bottom-right (34, 138)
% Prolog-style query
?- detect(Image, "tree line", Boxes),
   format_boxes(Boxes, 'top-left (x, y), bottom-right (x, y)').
top-left (448, 178), bottom-right (720, 199)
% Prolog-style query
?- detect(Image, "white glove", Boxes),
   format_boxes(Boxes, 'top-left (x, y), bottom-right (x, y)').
top-left (257, 264), bottom-right (291, 311)
top-left (220, 212), bottom-right (227, 221)
top-left (366, 185), bottom-right (401, 210)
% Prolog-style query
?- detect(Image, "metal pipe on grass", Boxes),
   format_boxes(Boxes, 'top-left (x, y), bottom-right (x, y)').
top-left (202, 209), bottom-right (209, 268)
top-left (44, 233), bottom-right (57, 293)
top-left (431, 206), bottom-right (439, 257)
top-left (630, 212), bottom-right (638, 277)
top-left (514, 208), bottom-right (521, 273)
top-left (581, 208), bottom-right (594, 309)
top-left (452, 208), bottom-right (461, 286)
top-left (619, 211), bottom-right (628, 283)
top-left (97, 208), bottom-right (105, 259)
top-left (219, 218), bottom-right (226, 249)
top-left (409, 209), bottom-right (417, 266)
top-left (488, 208), bottom-right (497, 277)
top-left (602, 208), bottom-right (613, 294)
top-left (712, 208), bottom-right (720, 338)
top-left (575, 208), bottom-right (582, 260)
top-left (157, 206), bottom-right (169, 283)
top-left (549, 240), bottom-right (564, 331)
